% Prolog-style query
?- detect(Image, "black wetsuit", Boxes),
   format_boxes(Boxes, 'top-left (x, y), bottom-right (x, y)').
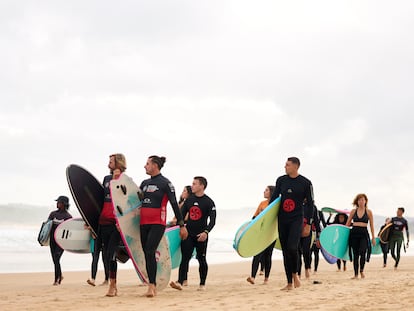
top-left (269, 174), bottom-right (314, 284)
top-left (140, 174), bottom-right (184, 285)
top-left (48, 209), bottom-right (72, 283)
top-left (349, 209), bottom-right (370, 276)
top-left (389, 216), bottom-right (409, 267)
top-left (378, 223), bottom-right (389, 266)
top-left (177, 194), bottom-right (216, 286)
top-left (99, 174), bottom-right (120, 280)
top-left (311, 209), bottom-right (326, 272)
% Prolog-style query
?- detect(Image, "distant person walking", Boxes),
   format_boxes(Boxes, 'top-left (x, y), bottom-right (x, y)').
top-left (345, 193), bottom-right (376, 279)
top-left (48, 195), bottom-right (72, 285)
top-left (389, 207), bottom-right (410, 269)
top-left (379, 217), bottom-right (391, 268)
top-left (268, 157), bottom-right (315, 291)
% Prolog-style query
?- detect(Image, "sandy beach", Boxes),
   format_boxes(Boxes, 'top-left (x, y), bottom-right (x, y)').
top-left (1, 256), bottom-right (413, 311)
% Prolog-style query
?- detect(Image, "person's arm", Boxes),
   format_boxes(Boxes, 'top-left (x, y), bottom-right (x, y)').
top-left (345, 210), bottom-right (355, 227)
top-left (405, 219), bottom-right (410, 247)
top-left (268, 178), bottom-right (281, 203)
top-left (368, 209), bottom-right (376, 245)
top-left (166, 182), bottom-right (187, 239)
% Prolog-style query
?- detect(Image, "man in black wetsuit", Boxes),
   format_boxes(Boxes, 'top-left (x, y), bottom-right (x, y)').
top-left (268, 157), bottom-right (314, 291)
top-left (389, 207), bottom-right (410, 269)
top-left (170, 176), bottom-right (216, 291)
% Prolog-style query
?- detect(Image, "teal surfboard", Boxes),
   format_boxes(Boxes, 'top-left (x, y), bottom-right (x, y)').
top-left (37, 219), bottom-right (53, 246)
top-left (233, 197), bottom-right (280, 258)
top-left (165, 226), bottom-right (181, 269)
top-left (320, 224), bottom-right (381, 260)
top-left (321, 207), bottom-right (350, 214)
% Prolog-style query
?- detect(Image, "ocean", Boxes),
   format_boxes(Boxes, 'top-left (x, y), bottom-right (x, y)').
top-left (1, 204), bottom-right (412, 274)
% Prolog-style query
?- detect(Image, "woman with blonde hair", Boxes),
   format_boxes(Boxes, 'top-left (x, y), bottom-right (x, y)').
top-left (345, 193), bottom-right (376, 279)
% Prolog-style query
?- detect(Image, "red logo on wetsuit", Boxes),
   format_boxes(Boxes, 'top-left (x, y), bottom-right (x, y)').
top-left (283, 199), bottom-right (295, 212)
top-left (189, 206), bottom-right (202, 221)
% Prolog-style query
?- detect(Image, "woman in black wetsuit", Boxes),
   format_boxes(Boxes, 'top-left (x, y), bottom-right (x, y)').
top-left (345, 193), bottom-right (376, 279)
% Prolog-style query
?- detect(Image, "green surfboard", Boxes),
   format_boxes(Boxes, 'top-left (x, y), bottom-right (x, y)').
top-left (233, 197), bottom-right (280, 258)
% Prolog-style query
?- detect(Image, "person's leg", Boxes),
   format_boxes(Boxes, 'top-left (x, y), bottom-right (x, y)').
top-left (106, 226), bottom-right (121, 297)
top-left (248, 253), bottom-right (263, 284)
top-left (302, 235), bottom-right (312, 278)
top-left (395, 238), bottom-right (403, 268)
top-left (140, 224), bottom-right (165, 297)
top-left (195, 239), bottom-right (209, 287)
top-left (263, 241), bottom-right (275, 283)
top-left (177, 237), bottom-right (195, 285)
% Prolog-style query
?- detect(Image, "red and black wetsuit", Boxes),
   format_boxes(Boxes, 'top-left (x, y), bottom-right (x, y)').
top-left (178, 194), bottom-right (216, 286)
top-left (269, 174), bottom-right (314, 284)
top-left (140, 174), bottom-right (184, 285)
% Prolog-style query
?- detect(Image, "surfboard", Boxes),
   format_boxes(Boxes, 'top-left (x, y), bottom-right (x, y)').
top-left (38, 219), bottom-right (53, 246)
top-left (165, 226), bottom-right (182, 270)
top-left (54, 218), bottom-right (91, 253)
top-left (66, 164), bottom-right (103, 237)
top-left (379, 223), bottom-right (393, 244)
top-left (233, 197), bottom-right (280, 258)
top-left (320, 246), bottom-right (337, 264)
top-left (320, 225), bottom-right (381, 260)
top-left (321, 207), bottom-right (350, 214)
top-left (110, 173), bottom-right (172, 290)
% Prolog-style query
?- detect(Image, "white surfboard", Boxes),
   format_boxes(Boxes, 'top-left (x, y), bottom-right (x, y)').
top-left (54, 218), bottom-right (92, 253)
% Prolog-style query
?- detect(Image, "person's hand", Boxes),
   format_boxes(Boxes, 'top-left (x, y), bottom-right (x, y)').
top-left (179, 226), bottom-right (188, 240)
top-left (197, 231), bottom-right (208, 242)
top-left (315, 240), bottom-right (321, 248)
top-left (113, 169), bottom-right (121, 179)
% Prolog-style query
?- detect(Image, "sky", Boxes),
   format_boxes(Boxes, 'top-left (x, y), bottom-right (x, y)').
top-left (1, 1), bottom-right (414, 218)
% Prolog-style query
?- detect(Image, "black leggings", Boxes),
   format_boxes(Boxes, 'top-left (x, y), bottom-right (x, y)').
top-left (311, 243), bottom-right (319, 272)
top-left (298, 234), bottom-right (312, 276)
top-left (278, 217), bottom-right (302, 284)
top-left (349, 226), bottom-right (369, 276)
top-left (50, 236), bottom-right (64, 282)
top-left (140, 224), bottom-right (166, 285)
top-left (91, 234), bottom-right (109, 280)
top-left (178, 235), bottom-right (209, 285)
top-left (100, 224), bottom-right (120, 279)
top-left (251, 241), bottom-right (275, 278)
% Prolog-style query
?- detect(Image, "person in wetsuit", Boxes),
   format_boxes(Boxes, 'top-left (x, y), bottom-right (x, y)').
top-left (389, 207), bottom-right (410, 269)
top-left (48, 195), bottom-right (72, 285)
top-left (140, 155), bottom-right (188, 297)
top-left (298, 202), bottom-right (321, 279)
top-left (268, 157), bottom-right (314, 291)
top-left (311, 208), bottom-right (326, 273)
top-left (345, 193), bottom-right (376, 279)
top-left (378, 217), bottom-right (391, 268)
top-left (170, 176), bottom-right (216, 291)
top-left (246, 185), bottom-right (275, 285)
top-left (99, 153), bottom-right (126, 297)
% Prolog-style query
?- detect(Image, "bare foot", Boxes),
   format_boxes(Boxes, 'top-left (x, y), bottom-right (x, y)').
top-left (293, 274), bottom-right (301, 288)
top-left (343, 266), bottom-right (347, 271)
top-left (87, 279), bottom-right (96, 286)
top-left (259, 271), bottom-right (264, 276)
top-left (280, 284), bottom-right (293, 291)
top-left (305, 269), bottom-right (310, 279)
top-left (197, 285), bottom-right (206, 291)
top-left (183, 280), bottom-right (188, 286)
top-left (145, 284), bottom-right (156, 298)
top-left (246, 277), bottom-right (255, 284)
top-left (351, 275), bottom-right (359, 279)
top-left (360, 272), bottom-right (365, 279)
top-left (263, 278), bottom-right (269, 285)
top-left (169, 281), bottom-right (182, 290)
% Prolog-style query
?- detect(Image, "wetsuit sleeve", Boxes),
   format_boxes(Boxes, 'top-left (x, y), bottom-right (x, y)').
top-left (166, 183), bottom-right (184, 226)
top-left (313, 207), bottom-right (321, 236)
top-left (405, 219), bottom-right (410, 242)
top-left (205, 200), bottom-right (216, 233)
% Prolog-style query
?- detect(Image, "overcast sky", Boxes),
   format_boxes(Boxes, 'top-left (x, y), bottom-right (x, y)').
top-left (1, 1), bottom-right (413, 218)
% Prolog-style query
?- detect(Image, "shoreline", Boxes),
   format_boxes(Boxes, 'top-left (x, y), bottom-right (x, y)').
top-left (1, 256), bottom-right (413, 310)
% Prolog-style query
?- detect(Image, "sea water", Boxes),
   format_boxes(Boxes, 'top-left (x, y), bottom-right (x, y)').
top-left (1, 204), bottom-right (411, 274)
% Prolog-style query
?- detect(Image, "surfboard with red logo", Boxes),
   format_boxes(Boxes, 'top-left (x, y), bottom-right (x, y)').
top-left (110, 173), bottom-right (171, 290)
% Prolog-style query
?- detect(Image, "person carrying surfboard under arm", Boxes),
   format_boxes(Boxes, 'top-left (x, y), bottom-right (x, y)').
top-left (48, 195), bottom-right (72, 285)
top-left (246, 185), bottom-right (275, 285)
top-left (345, 193), bottom-right (376, 279)
top-left (140, 155), bottom-right (188, 297)
top-left (99, 153), bottom-right (126, 297)
top-left (389, 207), bottom-right (410, 270)
top-left (379, 217), bottom-right (391, 268)
top-left (268, 156), bottom-right (314, 291)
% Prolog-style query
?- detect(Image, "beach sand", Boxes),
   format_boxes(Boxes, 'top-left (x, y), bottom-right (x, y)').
top-left (1, 256), bottom-right (413, 311)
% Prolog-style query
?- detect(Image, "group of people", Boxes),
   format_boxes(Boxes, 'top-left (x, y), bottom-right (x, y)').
top-left (47, 154), bottom-right (216, 298)
top-left (47, 155), bottom-right (409, 296)
top-left (243, 156), bottom-right (410, 290)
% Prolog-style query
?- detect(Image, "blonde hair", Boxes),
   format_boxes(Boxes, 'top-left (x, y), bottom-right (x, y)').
top-left (110, 153), bottom-right (127, 172)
